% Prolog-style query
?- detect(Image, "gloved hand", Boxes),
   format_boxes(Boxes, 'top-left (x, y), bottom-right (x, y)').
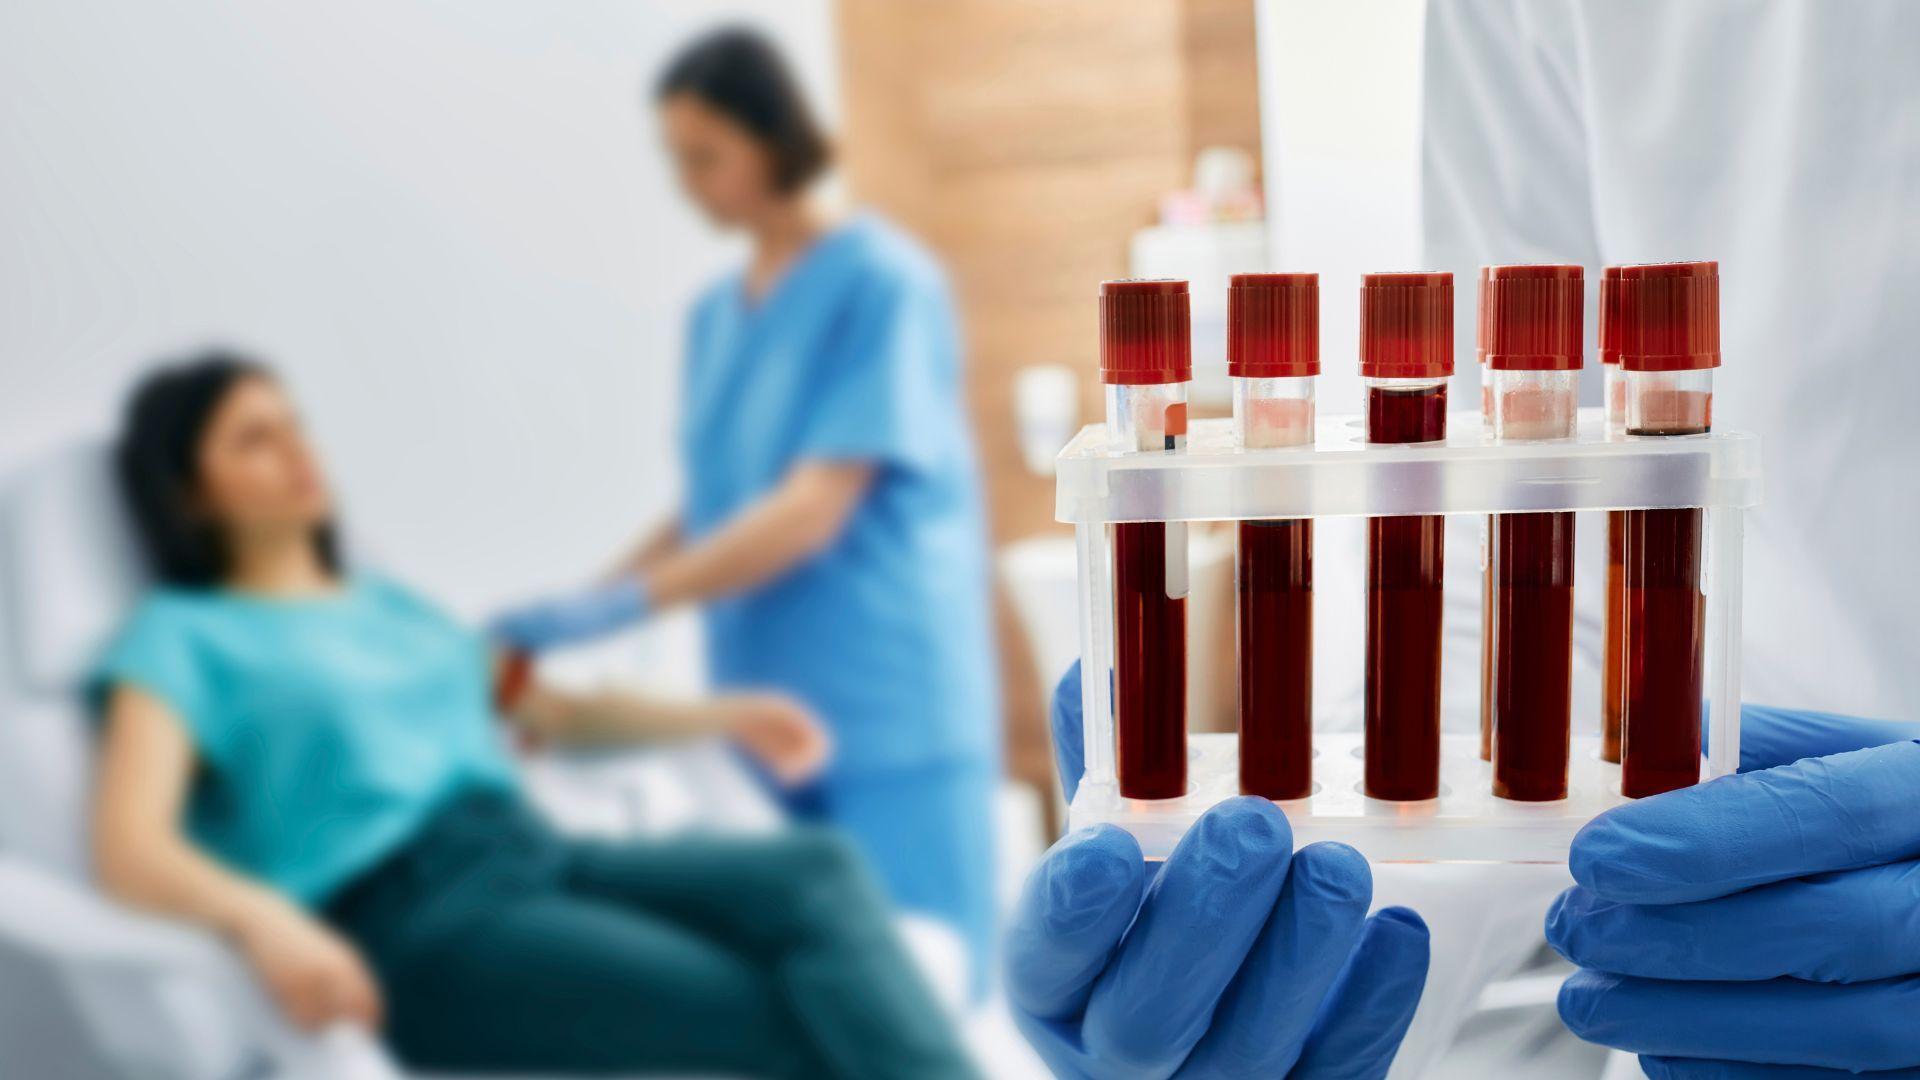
top-left (1004, 661), bottom-right (1431, 1079)
top-left (489, 576), bottom-right (650, 653)
top-left (1548, 704), bottom-right (1920, 1078)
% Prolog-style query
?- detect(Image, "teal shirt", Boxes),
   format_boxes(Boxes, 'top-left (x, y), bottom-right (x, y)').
top-left (94, 576), bottom-right (518, 906)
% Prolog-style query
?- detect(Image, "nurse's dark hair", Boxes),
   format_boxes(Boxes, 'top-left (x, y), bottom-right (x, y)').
top-left (113, 350), bottom-right (341, 588)
top-left (654, 25), bottom-right (831, 194)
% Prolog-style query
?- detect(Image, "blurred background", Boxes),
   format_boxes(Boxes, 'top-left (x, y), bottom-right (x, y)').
top-left (0, 1), bottom-right (1441, 1076)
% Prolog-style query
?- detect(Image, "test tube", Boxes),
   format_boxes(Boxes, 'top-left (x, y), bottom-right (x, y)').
top-left (1101, 279), bottom-right (1192, 800)
top-left (1617, 261), bottom-right (1719, 799)
top-left (1476, 266), bottom-right (1494, 762)
top-left (1229, 273), bottom-right (1318, 800)
top-left (1360, 271), bottom-right (1452, 801)
top-left (1485, 265), bottom-right (1583, 801)
top-left (1599, 265), bottom-right (1627, 763)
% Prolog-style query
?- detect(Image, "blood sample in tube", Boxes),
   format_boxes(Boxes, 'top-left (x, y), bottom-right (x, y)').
top-left (1616, 262), bottom-right (1719, 799)
top-left (1600, 265), bottom-right (1627, 763)
top-left (1360, 272), bottom-right (1452, 802)
top-left (1229, 273), bottom-right (1318, 800)
top-left (1101, 279), bottom-right (1193, 800)
top-left (1114, 519), bottom-right (1189, 799)
top-left (1485, 265), bottom-right (1582, 802)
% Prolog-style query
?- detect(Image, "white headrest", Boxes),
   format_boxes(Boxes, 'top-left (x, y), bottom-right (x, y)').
top-left (2, 440), bottom-right (148, 694)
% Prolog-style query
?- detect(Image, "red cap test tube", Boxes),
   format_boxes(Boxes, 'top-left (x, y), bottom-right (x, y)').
top-left (1484, 265), bottom-right (1583, 801)
top-left (1616, 262), bottom-right (1719, 798)
top-left (1229, 273), bottom-right (1319, 800)
top-left (1360, 272), bottom-right (1452, 801)
top-left (1102, 279), bottom-right (1192, 800)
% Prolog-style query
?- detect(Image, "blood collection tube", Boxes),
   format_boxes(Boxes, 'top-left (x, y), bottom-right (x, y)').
top-left (1102, 279), bottom-right (1192, 800)
top-left (1617, 261), bottom-right (1719, 799)
top-left (1229, 273), bottom-right (1318, 800)
top-left (1599, 265), bottom-right (1627, 763)
top-left (1484, 265), bottom-right (1583, 801)
top-left (1360, 272), bottom-right (1452, 801)
top-left (1476, 266), bottom-right (1494, 762)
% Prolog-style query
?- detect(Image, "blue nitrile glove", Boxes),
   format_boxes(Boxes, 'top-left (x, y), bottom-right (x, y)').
top-left (1547, 704), bottom-right (1920, 1079)
top-left (1004, 661), bottom-right (1431, 1080)
top-left (489, 576), bottom-right (650, 653)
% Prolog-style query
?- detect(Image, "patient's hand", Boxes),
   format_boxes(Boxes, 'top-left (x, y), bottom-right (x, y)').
top-left (720, 694), bottom-right (831, 785)
top-left (236, 898), bottom-right (385, 1032)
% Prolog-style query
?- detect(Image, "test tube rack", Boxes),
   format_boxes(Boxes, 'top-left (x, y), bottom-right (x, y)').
top-left (1059, 408), bottom-right (1761, 863)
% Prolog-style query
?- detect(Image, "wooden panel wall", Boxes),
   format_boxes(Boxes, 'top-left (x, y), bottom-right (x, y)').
top-left (836, 0), bottom-right (1263, 792)
top-left (839, 0), bottom-right (1260, 543)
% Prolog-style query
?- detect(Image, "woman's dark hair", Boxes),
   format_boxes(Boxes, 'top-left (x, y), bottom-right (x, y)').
top-left (114, 351), bottom-right (340, 587)
top-left (655, 26), bottom-right (831, 194)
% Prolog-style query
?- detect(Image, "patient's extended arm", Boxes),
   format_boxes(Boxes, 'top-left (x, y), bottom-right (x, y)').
top-left (611, 515), bottom-right (685, 577)
top-left (92, 686), bottom-right (385, 1032)
top-left (490, 461), bottom-right (873, 653)
top-left (507, 677), bottom-right (830, 784)
top-left (642, 459), bottom-right (872, 609)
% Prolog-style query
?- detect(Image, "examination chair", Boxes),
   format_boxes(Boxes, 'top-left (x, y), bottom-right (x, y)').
top-left (0, 440), bottom-right (966, 1080)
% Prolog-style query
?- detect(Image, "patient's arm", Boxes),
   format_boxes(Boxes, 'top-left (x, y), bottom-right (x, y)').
top-left (610, 514), bottom-right (684, 577)
top-left (93, 685), bottom-right (384, 1032)
top-left (509, 681), bottom-right (829, 784)
top-left (640, 460), bottom-right (872, 609)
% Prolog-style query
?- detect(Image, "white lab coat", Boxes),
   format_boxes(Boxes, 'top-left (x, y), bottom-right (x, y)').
top-left (1391, 1), bottom-right (1920, 1076)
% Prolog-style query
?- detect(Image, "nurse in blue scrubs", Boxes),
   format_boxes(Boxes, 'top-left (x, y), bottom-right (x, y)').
top-left (494, 28), bottom-right (1001, 986)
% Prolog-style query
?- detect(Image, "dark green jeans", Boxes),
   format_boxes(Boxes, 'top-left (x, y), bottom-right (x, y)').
top-left (325, 788), bottom-right (976, 1078)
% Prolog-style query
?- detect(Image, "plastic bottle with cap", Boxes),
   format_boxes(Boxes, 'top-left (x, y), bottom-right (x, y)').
top-left (1599, 264), bottom-right (1628, 763)
top-left (1101, 279), bottom-right (1192, 801)
top-left (1617, 261), bottom-right (1720, 799)
top-left (1484, 265), bottom-right (1583, 801)
top-left (1228, 273), bottom-right (1318, 800)
top-left (1359, 271), bottom-right (1452, 802)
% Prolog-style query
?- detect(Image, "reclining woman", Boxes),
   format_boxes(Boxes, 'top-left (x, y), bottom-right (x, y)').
top-left (89, 353), bottom-right (976, 1078)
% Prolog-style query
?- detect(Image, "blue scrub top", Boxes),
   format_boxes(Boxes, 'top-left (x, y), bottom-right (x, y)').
top-left (681, 213), bottom-right (999, 776)
top-left (93, 576), bottom-right (518, 906)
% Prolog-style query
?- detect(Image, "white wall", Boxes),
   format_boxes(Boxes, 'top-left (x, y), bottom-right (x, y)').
top-left (0, 0), bottom-right (835, 623)
top-left (1256, 0), bottom-right (1426, 417)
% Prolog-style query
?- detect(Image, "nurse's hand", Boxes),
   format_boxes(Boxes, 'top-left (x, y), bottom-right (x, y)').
top-left (489, 576), bottom-right (650, 653)
top-left (1004, 662), bottom-right (1430, 1079)
top-left (1548, 705), bottom-right (1920, 1078)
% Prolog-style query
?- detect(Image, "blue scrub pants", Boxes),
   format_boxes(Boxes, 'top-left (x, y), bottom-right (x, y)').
top-left (789, 756), bottom-right (999, 999)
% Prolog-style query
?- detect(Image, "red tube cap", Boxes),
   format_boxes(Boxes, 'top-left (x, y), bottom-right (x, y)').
top-left (1617, 261), bottom-right (1720, 371)
top-left (1100, 279), bottom-right (1191, 385)
top-left (1360, 271), bottom-right (1453, 379)
top-left (1486, 264), bottom-right (1584, 370)
top-left (1599, 265), bottom-right (1625, 366)
top-left (1228, 273), bottom-right (1319, 378)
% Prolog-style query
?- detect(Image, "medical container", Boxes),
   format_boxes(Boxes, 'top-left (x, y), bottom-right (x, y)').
top-left (1483, 265), bottom-right (1582, 802)
top-left (1101, 279), bottom-right (1193, 800)
top-left (1615, 261), bottom-right (1719, 798)
top-left (1229, 273), bottom-right (1318, 800)
top-left (1600, 264), bottom-right (1628, 763)
top-left (1060, 267), bottom-right (1756, 862)
top-left (1359, 272), bottom-right (1453, 802)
